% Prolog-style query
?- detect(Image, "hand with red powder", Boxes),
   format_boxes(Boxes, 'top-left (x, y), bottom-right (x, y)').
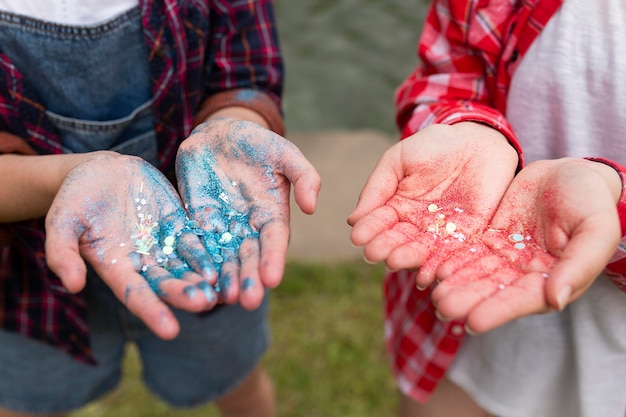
top-left (431, 157), bottom-right (623, 332)
top-left (348, 122), bottom-right (519, 288)
top-left (45, 152), bottom-right (220, 341)
top-left (176, 118), bottom-right (321, 310)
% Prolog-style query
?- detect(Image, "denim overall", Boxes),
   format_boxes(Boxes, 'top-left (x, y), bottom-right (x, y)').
top-left (0, 7), bottom-right (157, 163)
top-left (0, 8), bottom-right (269, 412)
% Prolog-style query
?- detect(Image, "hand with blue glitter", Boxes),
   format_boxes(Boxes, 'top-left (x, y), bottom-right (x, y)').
top-left (45, 152), bottom-right (222, 340)
top-left (430, 157), bottom-right (622, 333)
top-left (176, 118), bottom-right (321, 310)
top-left (348, 122), bottom-right (519, 286)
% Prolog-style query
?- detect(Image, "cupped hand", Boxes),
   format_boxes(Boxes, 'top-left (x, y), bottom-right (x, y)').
top-left (432, 157), bottom-right (622, 333)
top-left (347, 122), bottom-right (519, 288)
top-left (45, 152), bottom-right (220, 340)
top-left (176, 118), bottom-right (321, 309)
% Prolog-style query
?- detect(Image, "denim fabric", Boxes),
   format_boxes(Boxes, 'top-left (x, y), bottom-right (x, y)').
top-left (0, 274), bottom-right (269, 413)
top-left (0, 7), bottom-right (157, 162)
top-left (0, 8), bottom-right (269, 413)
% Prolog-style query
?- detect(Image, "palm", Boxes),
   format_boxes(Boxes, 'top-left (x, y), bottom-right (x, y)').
top-left (349, 123), bottom-right (519, 287)
top-left (176, 118), bottom-right (320, 309)
top-left (46, 153), bottom-right (217, 340)
top-left (432, 158), bottom-right (621, 332)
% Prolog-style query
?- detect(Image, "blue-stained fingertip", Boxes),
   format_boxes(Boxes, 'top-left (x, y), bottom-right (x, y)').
top-left (183, 285), bottom-right (197, 299)
top-left (196, 281), bottom-right (216, 302)
top-left (242, 277), bottom-right (254, 291)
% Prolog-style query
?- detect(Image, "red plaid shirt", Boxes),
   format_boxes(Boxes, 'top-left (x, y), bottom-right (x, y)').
top-left (0, 0), bottom-right (284, 364)
top-left (387, 0), bottom-right (626, 402)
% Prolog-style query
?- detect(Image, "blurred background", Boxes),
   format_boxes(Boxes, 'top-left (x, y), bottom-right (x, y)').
top-left (277, 0), bottom-right (427, 135)
top-left (75, 1), bottom-right (431, 416)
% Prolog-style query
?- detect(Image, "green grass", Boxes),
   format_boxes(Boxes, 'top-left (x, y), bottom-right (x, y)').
top-left (72, 260), bottom-right (397, 417)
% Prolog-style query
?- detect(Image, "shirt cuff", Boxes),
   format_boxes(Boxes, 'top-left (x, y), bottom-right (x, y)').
top-left (194, 89), bottom-right (285, 137)
top-left (401, 106), bottom-right (524, 172)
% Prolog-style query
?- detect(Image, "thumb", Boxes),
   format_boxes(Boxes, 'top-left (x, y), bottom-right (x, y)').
top-left (283, 145), bottom-right (322, 215)
top-left (347, 148), bottom-right (401, 226)
top-left (45, 213), bottom-right (88, 294)
top-left (545, 216), bottom-right (620, 310)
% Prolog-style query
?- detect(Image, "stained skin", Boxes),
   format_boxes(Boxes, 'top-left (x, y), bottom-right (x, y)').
top-left (176, 118), bottom-right (321, 310)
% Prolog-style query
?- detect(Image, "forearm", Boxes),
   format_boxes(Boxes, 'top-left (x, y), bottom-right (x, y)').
top-left (0, 152), bottom-right (101, 222)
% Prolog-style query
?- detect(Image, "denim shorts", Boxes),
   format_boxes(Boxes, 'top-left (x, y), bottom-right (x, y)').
top-left (0, 275), bottom-right (270, 414)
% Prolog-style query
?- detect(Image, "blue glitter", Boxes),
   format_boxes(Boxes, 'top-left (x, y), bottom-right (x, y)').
top-left (196, 281), bottom-right (216, 302)
top-left (235, 89), bottom-right (260, 102)
top-left (183, 285), bottom-right (198, 299)
top-left (242, 277), bottom-right (254, 291)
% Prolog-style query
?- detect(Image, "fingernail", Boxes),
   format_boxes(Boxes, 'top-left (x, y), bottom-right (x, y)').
top-left (416, 282), bottom-right (428, 291)
top-left (363, 255), bottom-right (377, 265)
top-left (556, 285), bottom-right (573, 311)
top-left (435, 310), bottom-right (451, 322)
top-left (464, 323), bottom-right (477, 335)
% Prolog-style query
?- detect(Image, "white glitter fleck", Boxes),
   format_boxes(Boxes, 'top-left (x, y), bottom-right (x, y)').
top-left (219, 232), bottom-right (233, 244)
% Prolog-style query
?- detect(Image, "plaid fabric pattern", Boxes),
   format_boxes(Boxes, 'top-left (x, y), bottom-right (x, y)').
top-left (0, 0), bottom-right (283, 363)
top-left (389, 0), bottom-right (626, 402)
top-left (385, 0), bottom-right (607, 403)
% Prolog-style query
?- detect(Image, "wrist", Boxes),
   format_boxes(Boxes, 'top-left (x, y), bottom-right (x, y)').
top-left (584, 157), bottom-right (624, 205)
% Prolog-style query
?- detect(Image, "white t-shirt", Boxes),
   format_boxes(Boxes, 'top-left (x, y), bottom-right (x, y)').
top-left (0, 0), bottom-right (138, 25)
top-left (507, 0), bottom-right (626, 164)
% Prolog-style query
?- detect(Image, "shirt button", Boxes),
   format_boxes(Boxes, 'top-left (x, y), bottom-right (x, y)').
top-left (451, 324), bottom-right (464, 336)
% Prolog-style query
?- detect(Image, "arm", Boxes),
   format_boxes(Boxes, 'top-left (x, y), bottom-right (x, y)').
top-left (0, 152), bottom-right (83, 222)
top-left (195, 0), bottom-right (285, 135)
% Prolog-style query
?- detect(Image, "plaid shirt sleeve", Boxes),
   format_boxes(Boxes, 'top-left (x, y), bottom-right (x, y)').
top-left (394, 0), bottom-right (522, 162)
top-left (198, 0), bottom-right (285, 135)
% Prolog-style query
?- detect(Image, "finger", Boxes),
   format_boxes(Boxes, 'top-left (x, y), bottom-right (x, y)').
top-left (362, 222), bottom-right (418, 263)
top-left (215, 250), bottom-right (240, 304)
top-left (466, 272), bottom-right (551, 333)
top-left (258, 220), bottom-right (289, 288)
top-left (176, 231), bottom-right (218, 284)
top-left (283, 147), bottom-right (322, 215)
top-left (347, 150), bottom-right (400, 225)
top-left (415, 241), bottom-right (486, 288)
top-left (45, 214), bottom-right (88, 293)
top-left (238, 237), bottom-right (266, 310)
top-left (544, 215), bottom-right (619, 310)
top-left (350, 205), bottom-right (400, 246)
top-left (386, 240), bottom-right (431, 272)
top-left (105, 269), bottom-right (180, 339)
top-left (142, 266), bottom-right (216, 312)
top-left (432, 261), bottom-right (519, 314)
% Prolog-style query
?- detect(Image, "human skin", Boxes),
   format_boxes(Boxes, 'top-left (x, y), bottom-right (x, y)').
top-left (0, 106), bottom-right (321, 339)
top-left (348, 122), bottom-right (622, 332)
top-left (432, 157), bottom-right (622, 332)
top-left (348, 122), bottom-right (519, 274)
top-left (176, 117), bottom-right (321, 310)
